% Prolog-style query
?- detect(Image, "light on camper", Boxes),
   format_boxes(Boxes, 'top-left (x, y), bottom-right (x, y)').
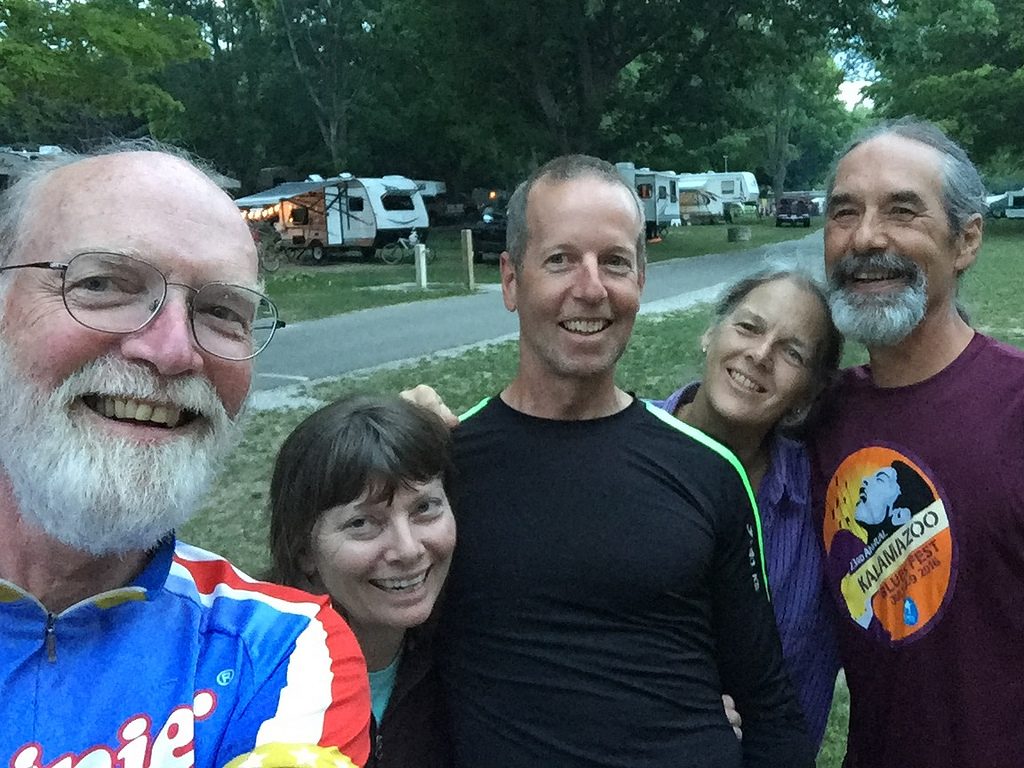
top-left (241, 204), bottom-right (279, 222)
top-left (488, 190), bottom-right (497, 201)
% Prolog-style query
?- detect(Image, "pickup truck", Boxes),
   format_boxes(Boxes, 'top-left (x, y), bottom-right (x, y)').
top-left (775, 197), bottom-right (812, 228)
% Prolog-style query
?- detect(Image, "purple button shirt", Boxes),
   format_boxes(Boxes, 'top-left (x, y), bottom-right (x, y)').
top-left (650, 382), bottom-right (840, 749)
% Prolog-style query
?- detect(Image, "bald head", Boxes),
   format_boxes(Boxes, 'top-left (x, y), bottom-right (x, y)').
top-left (1, 147), bottom-right (255, 277)
top-left (9, 152), bottom-right (254, 279)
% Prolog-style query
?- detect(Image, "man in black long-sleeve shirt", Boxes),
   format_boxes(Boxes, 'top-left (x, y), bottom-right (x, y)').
top-left (435, 155), bottom-right (813, 767)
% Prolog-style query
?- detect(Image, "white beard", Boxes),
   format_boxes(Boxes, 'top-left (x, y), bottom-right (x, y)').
top-left (828, 251), bottom-right (928, 347)
top-left (0, 343), bottom-right (244, 556)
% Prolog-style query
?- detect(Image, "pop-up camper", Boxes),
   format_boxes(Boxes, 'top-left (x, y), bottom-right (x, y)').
top-left (615, 162), bottom-right (679, 240)
top-left (235, 173), bottom-right (429, 260)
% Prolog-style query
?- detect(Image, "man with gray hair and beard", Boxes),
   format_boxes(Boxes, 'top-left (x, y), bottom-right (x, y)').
top-left (0, 147), bottom-right (370, 768)
top-left (810, 118), bottom-right (1024, 767)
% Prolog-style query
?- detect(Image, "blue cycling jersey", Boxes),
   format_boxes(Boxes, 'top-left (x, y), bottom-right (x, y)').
top-left (1, 537), bottom-right (370, 768)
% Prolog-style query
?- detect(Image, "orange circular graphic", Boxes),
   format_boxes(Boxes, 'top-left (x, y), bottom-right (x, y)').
top-left (823, 446), bottom-right (953, 643)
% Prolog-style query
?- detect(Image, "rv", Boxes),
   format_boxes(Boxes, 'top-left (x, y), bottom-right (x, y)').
top-left (615, 162), bottom-right (679, 239)
top-left (676, 171), bottom-right (760, 208)
top-left (234, 174), bottom-right (429, 260)
top-left (677, 177), bottom-right (725, 224)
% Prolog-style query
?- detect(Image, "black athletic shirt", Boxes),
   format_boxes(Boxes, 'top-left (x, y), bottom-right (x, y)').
top-left (438, 396), bottom-right (813, 768)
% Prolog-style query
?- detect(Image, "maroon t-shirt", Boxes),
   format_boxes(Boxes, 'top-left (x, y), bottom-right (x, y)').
top-left (810, 333), bottom-right (1024, 768)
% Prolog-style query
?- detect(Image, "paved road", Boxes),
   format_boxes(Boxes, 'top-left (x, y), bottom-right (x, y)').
top-left (253, 229), bottom-right (825, 392)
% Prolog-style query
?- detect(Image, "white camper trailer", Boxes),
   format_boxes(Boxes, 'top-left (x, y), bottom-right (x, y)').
top-left (615, 162), bottom-right (679, 239)
top-left (677, 172), bottom-right (759, 205)
top-left (235, 173), bottom-right (429, 260)
top-left (676, 177), bottom-right (725, 224)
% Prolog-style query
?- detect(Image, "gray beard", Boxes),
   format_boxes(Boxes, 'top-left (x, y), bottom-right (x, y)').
top-left (0, 344), bottom-right (244, 556)
top-left (828, 253), bottom-right (928, 347)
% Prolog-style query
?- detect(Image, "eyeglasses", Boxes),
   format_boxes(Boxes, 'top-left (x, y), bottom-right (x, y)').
top-left (0, 251), bottom-right (284, 361)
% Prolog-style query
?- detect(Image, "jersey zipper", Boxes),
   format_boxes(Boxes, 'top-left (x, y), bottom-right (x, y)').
top-left (44, 613), bottom-right (57, 662)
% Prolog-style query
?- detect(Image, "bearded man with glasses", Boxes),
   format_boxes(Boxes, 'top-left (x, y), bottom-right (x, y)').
top-left (0, 146), bottom-right (370, 768)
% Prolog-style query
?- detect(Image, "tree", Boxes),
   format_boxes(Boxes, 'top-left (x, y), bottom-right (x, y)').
top-left (867, 0), bottom-right (1024, 167)
top-left (250, 0), bottom-right (380, 170)
top-left (597, 0), bottom-right (874, 187)
top-left (0, 0), bottom-right (207, 146)
top-left (152, 0), bottom-right (878, 189)
top-left (158, 0), bottom-right (317, 185)
top-left (743, 55), bottom-right (864, 195)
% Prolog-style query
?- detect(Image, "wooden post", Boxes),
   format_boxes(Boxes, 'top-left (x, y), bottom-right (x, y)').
top-left (461, 229), bottom-right (475, 291)
top-left (414, 244), bottom-right (428, 288)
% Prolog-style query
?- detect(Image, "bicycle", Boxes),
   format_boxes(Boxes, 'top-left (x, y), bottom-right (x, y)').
top-left (378, 229), bottom-right (435, 265)
top-left (250, 221), bottom-right (284, 273)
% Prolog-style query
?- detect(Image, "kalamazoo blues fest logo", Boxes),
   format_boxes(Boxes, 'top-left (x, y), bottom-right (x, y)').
top-left (822, 446), bottom-right (955, 643)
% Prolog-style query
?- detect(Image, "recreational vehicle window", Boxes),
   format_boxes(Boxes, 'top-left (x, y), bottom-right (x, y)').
top-left (658, 185), bottom-right (668, 200)
top-left (721, 180), bottom-right (736, 195)
top-left (382, 193), bottom-right (415, 211)
top-left (348, 197), bottom-right (365, 212)
top-left (290, 207), bottom-right (309, 225)
top-left (670, 180), bottom-right (677, 203)
top-left (637, 184), bottom-right (653, 199)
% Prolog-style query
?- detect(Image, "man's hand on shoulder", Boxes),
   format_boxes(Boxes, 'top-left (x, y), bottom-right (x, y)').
top-left (400, 384), bottom-right (459, 428)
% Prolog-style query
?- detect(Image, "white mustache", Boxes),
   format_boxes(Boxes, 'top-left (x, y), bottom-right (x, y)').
top-left (829, 251), bottom-right (922, 288)
top-left (52, 354), bottom-right (231, 425)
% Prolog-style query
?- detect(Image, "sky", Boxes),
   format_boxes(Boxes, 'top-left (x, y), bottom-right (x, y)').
top-left (838, 80), bottom-right (874, 110)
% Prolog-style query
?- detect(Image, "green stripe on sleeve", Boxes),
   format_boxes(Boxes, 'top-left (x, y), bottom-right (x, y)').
top-left (459, 396), bottom-right (492, 423)
top-left (642, 400), bottom-right (771, 602)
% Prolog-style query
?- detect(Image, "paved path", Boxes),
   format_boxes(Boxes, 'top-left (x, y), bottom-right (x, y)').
top-left (252, 229), bottom-right (825, 396)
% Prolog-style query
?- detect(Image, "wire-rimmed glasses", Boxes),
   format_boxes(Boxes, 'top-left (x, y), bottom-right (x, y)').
top-left (0, 251), bottom-right (283, 361)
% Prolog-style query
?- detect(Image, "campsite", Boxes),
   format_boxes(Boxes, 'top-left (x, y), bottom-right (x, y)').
top-left (3, 0), bottom-right (1024, 766)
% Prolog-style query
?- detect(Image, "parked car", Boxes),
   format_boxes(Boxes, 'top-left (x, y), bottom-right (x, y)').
top-left (470, 208), bottom-right (507, 263)
top-left (775, 196), bottom-right (811, 227)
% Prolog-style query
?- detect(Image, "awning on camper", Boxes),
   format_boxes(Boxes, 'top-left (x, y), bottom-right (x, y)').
top-left (676, 177), bottom-right (712, 191)
top-left (234, 180), bottom-right (332, 208)
top-left (235, 175), bottom-right (420, 208)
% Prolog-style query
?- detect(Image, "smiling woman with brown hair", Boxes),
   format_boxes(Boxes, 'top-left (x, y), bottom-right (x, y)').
top-left (267, 394), bottom-right (455, 768)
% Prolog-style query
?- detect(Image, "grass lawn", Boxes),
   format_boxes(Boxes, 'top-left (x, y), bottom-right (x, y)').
top-left (182, 218), bottom-right (1024, 767)
top-left (265, 219), bottom-right (821, 322)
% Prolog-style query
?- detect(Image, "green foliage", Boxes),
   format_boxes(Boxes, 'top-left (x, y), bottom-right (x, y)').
top-left (4, 0), bottom-right (879, 199)
top-left (156, 0), bottom-right (319, 184)
top-left (0, 0), bottom-right (207, 145)
top-left (868, 0), bottom-right (1024, 170)
top-left (154, 0), bottom-right (879, 187)
top-left (596, 1), bottom-right (873, 187)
